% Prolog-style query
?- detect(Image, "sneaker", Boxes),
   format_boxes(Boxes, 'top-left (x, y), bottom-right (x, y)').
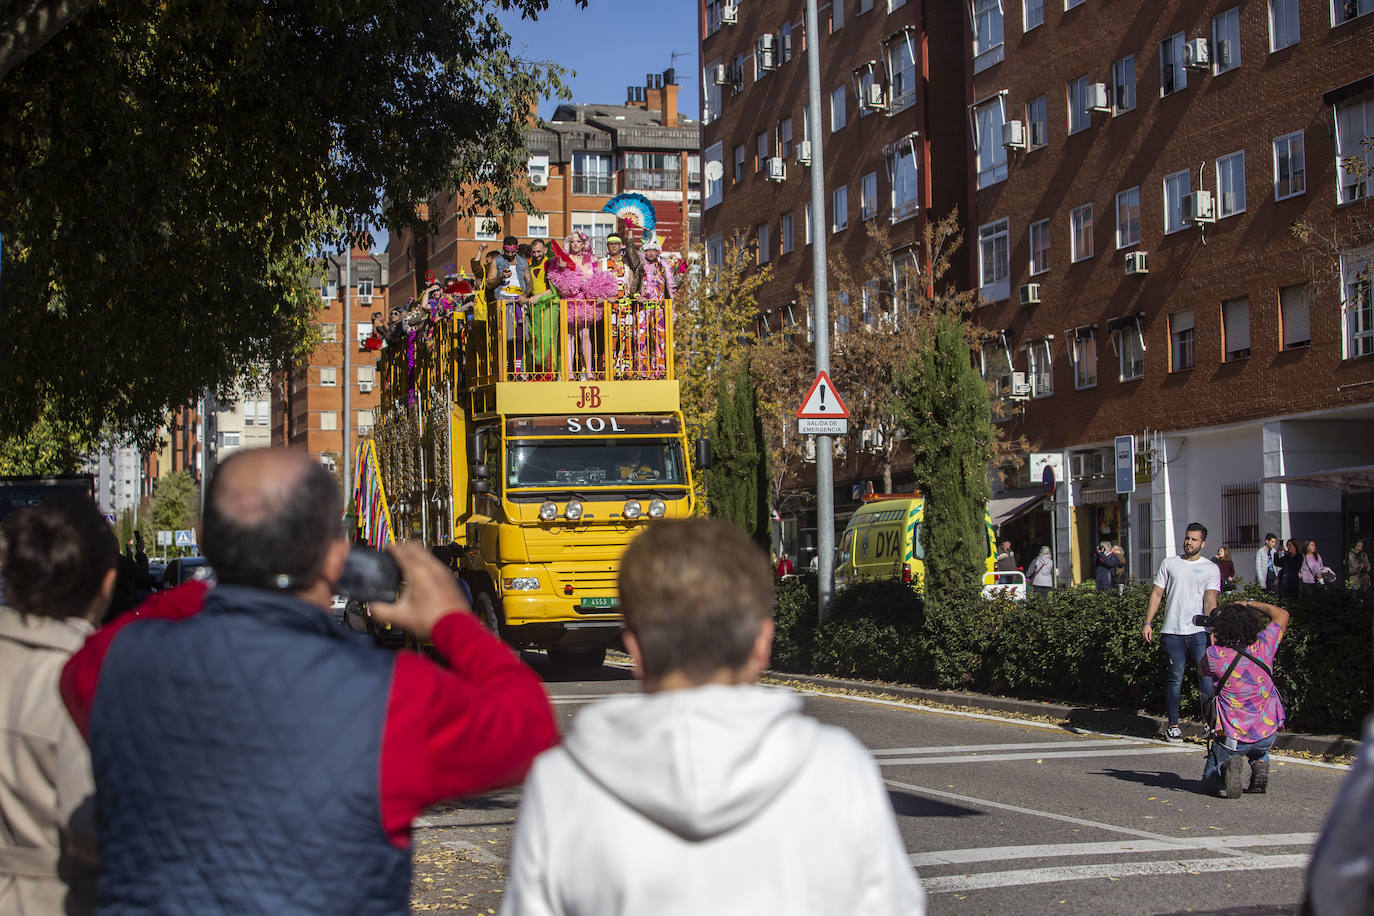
top-left (1165, 725), bottom-right (1183, 741)
top-left (1221, 755), bottom-right (1244, 799)
top-left (1245, 760), bottom-right (1269, 794)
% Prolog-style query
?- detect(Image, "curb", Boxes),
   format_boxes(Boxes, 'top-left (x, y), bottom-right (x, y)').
top-left (768, 670), bottom-right (1361, 759)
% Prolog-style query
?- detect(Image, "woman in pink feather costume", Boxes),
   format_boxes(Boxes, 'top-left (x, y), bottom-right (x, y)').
top-left (547, 232), bottom-right (618, 378)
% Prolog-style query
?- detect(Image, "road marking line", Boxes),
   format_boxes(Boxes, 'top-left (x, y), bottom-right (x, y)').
top-left (872, 739), bottom-right (1149, 756)
top-left (910, 833), bottom-right (1318, 867)
top-left (549, 695), bottom-right (615, 704)
top-left (919, 853), bottom-right (1309, 893)
top-left (880, 745), bottom-right (1198, 765)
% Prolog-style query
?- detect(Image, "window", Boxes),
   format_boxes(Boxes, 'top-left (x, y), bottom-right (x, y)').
top-left (1024, 0), bottom-right (1043, 30)
top-left (320, 411), bottom-right (338, 431)
top-left (1336, 96), bottom-right (1374, 203)
top-left (358, 409), bottom-right (374, 430)
top-left (781, 212), bottom-right (795, 254)
top-left (831, 0), bottom-right (844, 30)
top-left (1065, 0), bottom-right (1084, 8)
top-left (972, 0), bottom-right (1005, 72)
top-left (779, 118), bottom-right (793, 159)
top-left (355, 322), bottom-right (371, 347)
top-left (890, 142), bottom-right (919, 222)
top-left (1071, 330), bottom-right (1098, 389)
top-left (805, 201), bottom-right (813, 244)
top-left (889, 0), bottom-right (907, 9)
top-left (1212, 8), bottom-right (1241, 73)
top-left (1216, 150), bottom-right (1246, 217)
top-left (321, 323), bottom-right (338, 342)
top-left (528, 155), bottom-right (549, 186)
top-left (857, 70), bottom-right (876, 118)
top-left (861, 172), bottom-right (879, 220)
top-left (1030, 218), bottom-right (1050, 275)
top-left (219, 430), bottom-right (240, 449)
top-left (1341, 249), bottom-right (1374, 358)
top-left (571, 152), bottom-right (614, 196)
top-left (571, 212), bottom-right (616, 256)
top-left (1116, 187), bottom-right (1141, 248)
top-left (780, 22), bottom-right (793, 62)
top-left (1223, 297), bottom-right (1251, 361)
top-left (1274, 131), bottom-right (1306, 200)
top-left (475, 216), bottom-right (499, 241)
top-left (1027, 339), bottom-right (1053, 397)
top-left (974, 97), bottom-right (1009, 188)
top-left (622, 152), bottom-right (683, 191)
top-left (734, 144), bottom-right (746, 183)
top-left (526, 213), bottom-right (548, 238)
top-left (979, 218), bottom-right (1010, 302)
top-left (1027, 95), bottom-right (1047, 148)
top-left (356, 278), bottom-right (374, 301)
top-left (831, 86), bottom-right (847, 130)
top-left (860, 0), bottom-right (873, 10)
top-left (832, 186), bottom-right (849, 232)
top-left (756, 132), bottom-right (769, 171)
top-left (1067, 75), bottom-right (1092, 134)
top-left (1112, 55), bottom-right (1136, 113)
top-left (1270, 0), bottom-right (1300, 49)
top-left (887, 35), bottom-right (917, 112)
top-left (1070, 204), bottom-right (1094, 262)
top-left (1160, 32), bottom-right (1187, 95)
top-left (757, 223), bottom-right (771, 264)
top-left (1335, 0), bottom-right (1374, 23)
top-left (1164, 169), bottom-right (1192, 234)
top-left (703, 60), bottom-right (722, 124)
top-left (1280, 283), bottom-right (1311, 349)
top-left (358, 366), bottom-right (375, 385)
top-left (1170, 310), bottom-right (1195, 371)
top-left (1119, 325), bottom-right (1145, 381)
top-left (706, 233), bottom-right (725, 270)
top-left (704, 141), bottom-right (723, 209)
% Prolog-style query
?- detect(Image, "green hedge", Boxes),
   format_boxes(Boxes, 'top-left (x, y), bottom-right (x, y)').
top-left (772, 578), bottom-right (1374, 737)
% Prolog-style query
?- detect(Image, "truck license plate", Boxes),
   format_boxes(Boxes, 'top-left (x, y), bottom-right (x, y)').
top-left (579, 597), bottom-right (619, 609)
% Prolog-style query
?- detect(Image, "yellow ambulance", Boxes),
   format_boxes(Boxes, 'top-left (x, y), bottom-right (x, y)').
top-left (833, 493), bottom-right (996, 592)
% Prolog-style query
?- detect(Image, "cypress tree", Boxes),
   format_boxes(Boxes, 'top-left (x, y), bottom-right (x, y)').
top-left (898, 313), bottom-right (995, 607)
top-left (705, 363), bottom-right (771, 545)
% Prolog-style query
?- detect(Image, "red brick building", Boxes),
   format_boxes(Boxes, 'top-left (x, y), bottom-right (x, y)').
top-left (972, 0), bottom-right (1374, 581)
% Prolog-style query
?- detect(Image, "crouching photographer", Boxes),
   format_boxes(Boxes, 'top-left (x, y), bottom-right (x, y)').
top-left (1200, 598), bottom-right (1289, 799)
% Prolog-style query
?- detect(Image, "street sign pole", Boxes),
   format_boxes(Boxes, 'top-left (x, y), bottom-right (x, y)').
top-left (803, 0), bottom-right (835, 622)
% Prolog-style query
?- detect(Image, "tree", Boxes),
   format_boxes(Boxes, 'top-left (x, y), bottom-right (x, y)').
top-left (0, 0), bottom-right (574, 449)
top-left (704, 364), bottom-right (771, 546)
top-left (897, 312), bottom-right (996, 607)
top-left (0, 403), bottom-right (98, 476)
top-left (139, 471), bottom-right (199, 557)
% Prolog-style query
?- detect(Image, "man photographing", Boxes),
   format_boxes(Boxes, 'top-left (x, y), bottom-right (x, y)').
top-left (1143, 522), bottom-right (1220, 741)
top-left (62, 448), bottom-right (557, 913)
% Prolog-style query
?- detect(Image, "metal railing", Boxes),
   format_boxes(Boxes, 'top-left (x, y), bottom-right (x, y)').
top-left (571, 174), bottom-right (614, 196)
top-left (621, 168), bottom-right (683, 191)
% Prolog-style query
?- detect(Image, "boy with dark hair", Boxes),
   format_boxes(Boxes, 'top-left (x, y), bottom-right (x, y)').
top-left (1201, 598), bottom-right (1288, 798)
top-left (502, 518), bottom-right (925, 916)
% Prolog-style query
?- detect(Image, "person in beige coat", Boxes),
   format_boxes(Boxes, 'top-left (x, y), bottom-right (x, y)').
top-left (0, 493), bottom-right (114, 914)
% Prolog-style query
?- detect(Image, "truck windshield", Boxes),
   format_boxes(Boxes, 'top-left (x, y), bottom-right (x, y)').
top-left (506, 439), bottom-right (687, 489)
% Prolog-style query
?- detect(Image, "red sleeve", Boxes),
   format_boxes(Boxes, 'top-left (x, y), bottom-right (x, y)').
top-left (60, 581), bottom-right (210, 739)
top-left (378, 612), bottom-right (558, 847)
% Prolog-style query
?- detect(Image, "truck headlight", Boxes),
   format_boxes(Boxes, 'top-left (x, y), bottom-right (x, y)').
top-left (503, 577), bottom-right (540, 591)
top-left (623, 499), bottom-right (642, 519)
top-left (538, 501), bottom-right (558, 521)
top-left (648, 498), bottom-right (666, 518)
top-left (565, 500), bottom-right (583, 521)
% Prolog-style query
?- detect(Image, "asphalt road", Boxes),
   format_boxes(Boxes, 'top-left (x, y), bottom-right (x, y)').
top-left (410, 655), bottom-right (1350, 915)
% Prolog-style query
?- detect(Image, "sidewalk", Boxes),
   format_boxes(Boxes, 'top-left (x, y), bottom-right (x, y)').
top-left (770, 670), bottom-right (1361, 759)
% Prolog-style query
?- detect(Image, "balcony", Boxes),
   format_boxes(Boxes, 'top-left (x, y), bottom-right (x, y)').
top-left (571, 174), bottom-right (614, 196)
top-left (622, 168), bottom-right (683, 192)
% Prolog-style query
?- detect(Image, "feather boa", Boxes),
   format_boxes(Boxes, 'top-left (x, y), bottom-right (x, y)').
top-left (546, 263), bottom-right (621, 300)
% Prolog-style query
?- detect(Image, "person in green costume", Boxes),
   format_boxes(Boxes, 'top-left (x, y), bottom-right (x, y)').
top-left (525, 237), bottom-right (559, 378)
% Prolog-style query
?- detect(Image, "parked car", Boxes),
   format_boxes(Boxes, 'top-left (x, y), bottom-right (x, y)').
top-left (161, 556), bottom-right (214, 589)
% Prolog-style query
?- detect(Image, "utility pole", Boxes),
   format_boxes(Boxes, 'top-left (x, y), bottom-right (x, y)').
top-left (342, 245), bottom-right (353, 504)
top-left (804, 0), bottom-right (835, 622)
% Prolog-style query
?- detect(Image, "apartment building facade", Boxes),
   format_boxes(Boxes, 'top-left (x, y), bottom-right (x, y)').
top-left (390, 73), bottom-right (701, 301)
top-left (273, 249), bottom-right (388, 487)
top-left (971, 0), bottom-right (1374, 581)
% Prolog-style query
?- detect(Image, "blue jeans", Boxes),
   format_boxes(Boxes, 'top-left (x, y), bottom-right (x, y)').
top-left (1161, 631), bottom-right (1214, 726)
top-left (1203, 731), bottom-right (1277, 781)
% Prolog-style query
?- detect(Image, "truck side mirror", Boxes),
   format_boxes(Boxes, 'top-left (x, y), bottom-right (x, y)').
top-left (695, 437), bottom-right (712, 471)
top-left (468, 432), bottom-right (484, 464)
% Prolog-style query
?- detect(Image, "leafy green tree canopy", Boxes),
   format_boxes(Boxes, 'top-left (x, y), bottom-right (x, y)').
top-left (704, 363), bottom-right (771, 546)
top-left (0, 0), bottom-right (575, 446)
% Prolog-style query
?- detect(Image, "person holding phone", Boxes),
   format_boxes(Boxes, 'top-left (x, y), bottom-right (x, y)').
top-left (61, 448), bottom-right (556, 913)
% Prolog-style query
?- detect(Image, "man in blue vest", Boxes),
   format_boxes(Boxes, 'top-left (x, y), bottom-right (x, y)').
top-left (63, 448), bottom-right (557, 913)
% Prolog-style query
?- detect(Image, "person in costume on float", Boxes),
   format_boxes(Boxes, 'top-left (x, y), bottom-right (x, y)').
top-left (631, 238), bottom-right (674, 377)
top-left (523, 238), bottom-right (559, 378)
top-left (546, 231), bottom-right (618, 379)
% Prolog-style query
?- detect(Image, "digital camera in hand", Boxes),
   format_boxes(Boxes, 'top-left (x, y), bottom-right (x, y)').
top-left (336, 548), bottom-right (401, 603)
top-left (1192, 613), bottom-right (1212, 627)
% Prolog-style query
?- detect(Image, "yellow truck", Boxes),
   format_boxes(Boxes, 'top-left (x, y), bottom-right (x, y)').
top-left (833, 493), bottom-right (996, 592)
top-left (359, 287), bottom-right (701, 667)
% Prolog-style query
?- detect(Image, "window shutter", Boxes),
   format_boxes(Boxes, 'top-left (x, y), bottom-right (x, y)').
top-left (1223, 298), bottom-right (1250, 353)
top-left (1171, 310), bottom-right (1194, 333)
top-left (1281, 284), bottom-right (1310, 347)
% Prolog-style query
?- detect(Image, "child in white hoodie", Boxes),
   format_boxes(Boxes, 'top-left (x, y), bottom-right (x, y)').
top-left (502, 518), bottom-right (925, 916)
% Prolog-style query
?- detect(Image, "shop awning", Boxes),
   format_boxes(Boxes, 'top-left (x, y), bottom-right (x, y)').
top-left (1262, 465), bottom-right (1374, 493)
top-left (989, 487), bottom-right (1046, 527)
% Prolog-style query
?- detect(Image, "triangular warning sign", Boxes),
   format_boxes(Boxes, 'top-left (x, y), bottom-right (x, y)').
top-left (796, 371), bottom-right (850, 419)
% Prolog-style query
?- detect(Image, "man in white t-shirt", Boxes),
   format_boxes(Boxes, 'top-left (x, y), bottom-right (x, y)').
top-left (1143, 522), bottom-right (1221, 741)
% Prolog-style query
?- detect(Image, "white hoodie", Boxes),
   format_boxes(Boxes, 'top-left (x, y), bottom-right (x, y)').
top-left (501, 684), bottom-right (925, 916)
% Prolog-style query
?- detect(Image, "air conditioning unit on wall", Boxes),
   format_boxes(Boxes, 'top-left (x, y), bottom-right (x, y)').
top-left (1087, 82), bottom-right (1111, 112)
top-left (1019, 282), bottom-right (1041, 306)
top-left (721, 3), bottom-right (738, 25)
top-left (795, 140), bottom-right (812, 166)
top-left (766, 157), bottom-right (786, 181)
top-left (1185, 190), bottom-right (1216, 224)
top-left (1002, 119), bottom-right (1026, 150)
top-left (1184, 38), bottom-right (1210, 70)
top-left (1124, 251), bottom-right (1149, 276)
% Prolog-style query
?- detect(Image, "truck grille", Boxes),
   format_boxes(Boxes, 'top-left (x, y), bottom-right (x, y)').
top-left (549, 564), bottom-right (619, 594)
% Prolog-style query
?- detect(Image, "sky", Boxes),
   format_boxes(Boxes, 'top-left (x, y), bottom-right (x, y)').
top-left (501, 0), bottom-right (701, 119)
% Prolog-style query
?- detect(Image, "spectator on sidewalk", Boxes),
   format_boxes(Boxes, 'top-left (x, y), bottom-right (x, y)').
top-left (61, 448), bottom-right (557, 913)
top-left (1255, 533), bottom-right (1279, 592)
top-left (0, 494), bottom-right (111, 914)
top-left (502, 518), bottom-right (925, 916)
top-left (1201, 598), bottom-right (1288, 799)
top-left (1277, 538), bottom-right (1303, 598)
top-left (1094, 540), bottom-right (1120, 591)
top-left (1349, 540), bottom-right (1371, 591)
top-left (994, 539), bottom-right (1017, 573)
top-left (1026, 546), bottom-right (1054, 597)
top-left (1213, 545), bottom-right (1238, 592)
top-left (1142, 522), bottom-right (1220, 741)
